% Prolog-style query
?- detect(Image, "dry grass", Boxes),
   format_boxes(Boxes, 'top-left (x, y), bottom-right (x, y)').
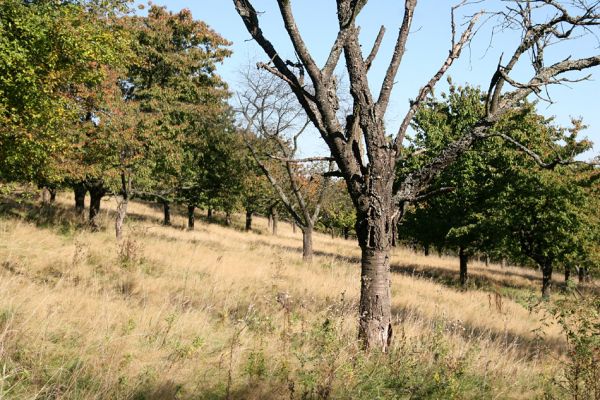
top-left (0, 191), bottom-right (578, 399)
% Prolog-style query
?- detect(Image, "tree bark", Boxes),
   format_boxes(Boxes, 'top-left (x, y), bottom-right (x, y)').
top-left (302, 226), bottom-right (313, 263)
top-left (88, 184), bottom-right (105, 231)
top-left (162, 201), bottom-right (171, 226)
top-left (459, 246), bottom-right (468, 288)
top-left (272, 208), bottom-right (278, 236)
top-left (245, 209), bottom-right (252, 231)
top-left (541, 260), bottom-right (553, 299)
top-left (343, 227), bottom-right (349, 240)
top-left (187, 205), bottom-right (195, 230)
top-left (358, 247), bottom-right (392, 352)
top-left (73, 183), bottom-right (87, 217)
top-left (207, 208), bottom-right (213, 221)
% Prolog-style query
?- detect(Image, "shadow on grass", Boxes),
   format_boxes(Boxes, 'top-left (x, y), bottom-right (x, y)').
top-left (392, 303), bottom-right (565, 358)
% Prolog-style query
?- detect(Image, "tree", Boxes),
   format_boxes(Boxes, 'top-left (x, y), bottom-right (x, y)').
top-left (233, 0), bottom-right (600, 350)
top-left (237, 69), bottom-right (333, 263)
top-left (122, 5), bottom-right (232, 229)
top-left (0, 0), bottom-right (130, 187)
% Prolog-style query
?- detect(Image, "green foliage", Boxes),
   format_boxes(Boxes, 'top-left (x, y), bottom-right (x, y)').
top-left (0, 0), bottom-right (131, 182)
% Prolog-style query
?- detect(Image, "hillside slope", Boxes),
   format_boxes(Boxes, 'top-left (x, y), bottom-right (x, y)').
top-left (0, 192), bottom-right (573, 399)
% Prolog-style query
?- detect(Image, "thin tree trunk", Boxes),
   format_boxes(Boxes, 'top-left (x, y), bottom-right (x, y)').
top-left (73, 183), bottom-right (86, 217)
top-left (564, 266), bottom-right (571, 282)
top-left (541, 260), bottom-right (553, 299)
top-left (391, 222), bottom-right (397, 247)
top-left (162, 201), bottom-right (171, 226)
top-left (49, 187), bottom-right (57, 203)
top-left (115, 173), bottom-right (129, 240)
top-left (292, 222), bottom-right (296, 234)
top-left (331, 227), bottom-right (335, 239)
top-left (41, 187), bottom-right (51, 205)
top-left (225, 212), bottom-right (232, 226)
top-left (115, 199), bottom-right (128, 240)
top-left (272, 208), bottom-right (278, 236)
top-left (187, 205), bottom-right (195, 230)
top-left (343, 227), bottom-right (349, 240)
top-left (88, 184), bottom-right (105, 232)
top-left (207, 208), bottom-right (213, 220)
top-left (424, 244), bottom-right (430, 256)
top-left (302, 226), bottom-right (313, 263)
top-left (268, 213), bottom-right (272, 228)
top-left (245, 209), bottom-right (252, 231)
top-left (459, 246), bottom-right (468, 288)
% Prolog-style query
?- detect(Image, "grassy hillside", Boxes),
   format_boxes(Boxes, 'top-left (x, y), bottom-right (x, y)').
top-left (0, 191), bottom-right (588, 399)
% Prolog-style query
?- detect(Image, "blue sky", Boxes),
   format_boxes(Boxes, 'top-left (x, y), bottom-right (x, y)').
top-left (151, 1), bottom-right (599, 159)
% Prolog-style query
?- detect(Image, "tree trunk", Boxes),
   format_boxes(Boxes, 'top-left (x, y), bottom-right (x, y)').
top-left (272, 208), bottom-right (278, 236)
top-left (391, 222), bottom-right (397, 247)
top-left (115, 198), bottom-right (128, 240)
top-left (41, 187), bottom-right (51, 205)
top-left (358, 247), bottom-right (392, 352)
top-left (485, 254), bottom-right (490, 266)
top-left (88, 184), bottom-right (105, 231)
top-left (225, 212), bottom-right (232, 226)
top-left (268, 213), bottom-right (272, 228)
top-left (424, 244), bottom-right (430, 256)
top-left (355, 196), bottom-right (394, 352)
top-left (292, 221), bottom-right (296, 234)
top-left (331, 227), bottom-right (335, 239)
top-left (541, 260), bottom-right (553, 299)
top-left (73, 183), bottom-right (86, 217)
top-left (245, 209), bottom-right (252, 231)
top-left (564, 266), bottom-right (571, 282)
top-left (115, 173), bottom-right (130, 240)
top-left (49, 187), bottom-right (57, 203)
top-left (459, 246), bottom-right (468, 289)
top-left (207, 208), bottom-right (213, 220)
top-left (187, 205), bottom-right (195, 230)
top-left (162, 201), bottom-right (171, 226)
top-left (343, 227), bottom-right (349, 240)
top-left (302, 226), bottom-right (313, 263)
top-left (578, 266), bottom-right (589, 283)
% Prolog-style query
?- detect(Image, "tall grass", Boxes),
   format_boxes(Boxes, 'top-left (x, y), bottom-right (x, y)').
top-left (0, 192), bottom-right (577, 399)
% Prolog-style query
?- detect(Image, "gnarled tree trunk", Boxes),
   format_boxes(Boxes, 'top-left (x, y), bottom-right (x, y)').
top-left (355, 187), bottom-right (394, 352)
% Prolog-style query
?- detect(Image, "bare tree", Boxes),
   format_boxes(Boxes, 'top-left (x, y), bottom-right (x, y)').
top-left (237, 69), bottom-right (333, 263)
top-left (232, 0), bottom-right (600, 351)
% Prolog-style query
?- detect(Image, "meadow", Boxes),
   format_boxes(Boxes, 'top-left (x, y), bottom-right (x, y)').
top-left (0, 190), bottom-right (593, 399)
